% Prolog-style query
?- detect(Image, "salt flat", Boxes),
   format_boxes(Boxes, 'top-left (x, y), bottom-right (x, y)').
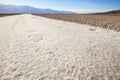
top-left (0, 14), bottom-right (120, 80)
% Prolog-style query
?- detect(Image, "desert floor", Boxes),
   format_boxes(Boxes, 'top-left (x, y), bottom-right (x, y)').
top-left (35, 14), bottom-right (120, 32)
top-left (0, 14), bottom-right (120, 80)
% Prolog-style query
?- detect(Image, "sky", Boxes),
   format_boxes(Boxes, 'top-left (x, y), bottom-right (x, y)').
top-left (0, 0), bottom-right (120, 13)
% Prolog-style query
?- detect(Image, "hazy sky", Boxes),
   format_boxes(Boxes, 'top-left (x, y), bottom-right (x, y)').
top-left (0, 0), bottom-right (120, 13)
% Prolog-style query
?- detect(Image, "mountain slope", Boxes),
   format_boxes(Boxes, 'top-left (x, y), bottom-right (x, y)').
top-left (104, 10), bottom-right (120, 14)
top-left (96, 10), bottom-right (120, 15)
top-left (0, 4), bottom-right (75, 14)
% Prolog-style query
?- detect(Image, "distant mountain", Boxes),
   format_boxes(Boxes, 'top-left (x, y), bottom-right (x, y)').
top-left (103, 10), bottom-right (120, 14)
top-left (0, 4), bottom-right (76, 14)
top-left (95, 10), bottom-right (120, 15)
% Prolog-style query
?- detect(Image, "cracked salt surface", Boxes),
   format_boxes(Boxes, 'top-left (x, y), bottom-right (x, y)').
top-left (0, 14), bottom-right (120, 80)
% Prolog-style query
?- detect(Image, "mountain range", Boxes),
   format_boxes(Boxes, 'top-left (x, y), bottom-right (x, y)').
top-left (0, 4), bottom-right (76, 14)
top-left (95, 10), bottom-right (120, 15)
top-left (0, 4), bottom-right (120, 14)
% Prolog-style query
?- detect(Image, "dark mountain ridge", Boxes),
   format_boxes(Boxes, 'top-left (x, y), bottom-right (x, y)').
top-left (95, 10), bottom-right (120, 15)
